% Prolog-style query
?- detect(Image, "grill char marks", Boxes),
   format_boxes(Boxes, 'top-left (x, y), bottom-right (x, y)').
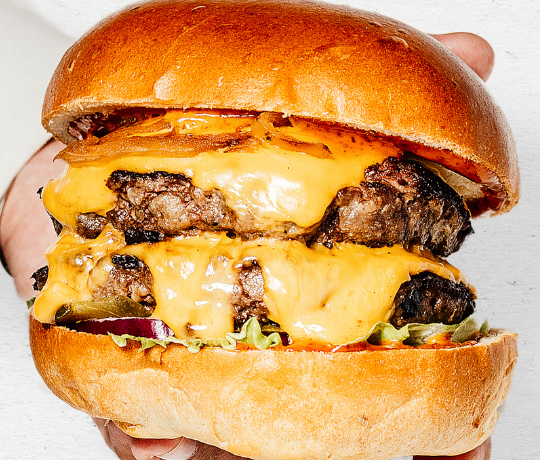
top-left (312, 183), bottom-right (406, 249)
top-left (366, 157), bottom-right (473, 257)
top-left (230, 264), bottom-right (475, 333)
top-left (32, 266), bottom-right (49, 292)
top-left (105, 170), bottom-right (237, 243)
top-left (313, 157), bottom-right (473, 257)
top-left (92, 254), bottom-right (156, 308)
top-left (32, 255), bottom-right (475, 332)
top-left (390, 272), bottom-right (475, 328)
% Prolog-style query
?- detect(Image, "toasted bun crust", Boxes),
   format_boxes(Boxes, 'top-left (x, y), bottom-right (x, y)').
top-left (42, 0), bottom-right (519, 215)
top-left (30, 314), bottom-right (517, 459)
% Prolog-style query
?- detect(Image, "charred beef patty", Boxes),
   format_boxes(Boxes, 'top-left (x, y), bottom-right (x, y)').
top-left (76, 157), bottom-right (471, 257)
top-left (44, 122), bottom-right (475, 333)
top-left (391, 272), bottom-right (475, 327)
top-left (67, 108), bottom-right (167, 141)
top-left (76, 212), bottom-right (108, 240)
top-left (31, 266), bottom-right (49, 292)
top-left (227, 266), bottom-right (475, 332)
top-left (231, 259), bottom-right (269, 331)
top-left (105, 170), bottom-right (237, 244)
top-left (313, 157), bottom-right (472, 257)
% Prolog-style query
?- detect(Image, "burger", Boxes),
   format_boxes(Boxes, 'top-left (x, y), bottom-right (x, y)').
top-left (29, 1), bottom-right (519, 459)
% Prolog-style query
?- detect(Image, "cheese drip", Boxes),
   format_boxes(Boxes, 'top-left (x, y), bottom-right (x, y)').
top-left (42, 110), bottom-right (400, 231)
top-left (34, 229), bottom-right (464, 345)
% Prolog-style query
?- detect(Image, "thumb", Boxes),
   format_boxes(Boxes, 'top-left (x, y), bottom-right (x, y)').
top-left (131, 437), bottom-right (197, 460)
top-left (431, 32), bottom-right (495, 81)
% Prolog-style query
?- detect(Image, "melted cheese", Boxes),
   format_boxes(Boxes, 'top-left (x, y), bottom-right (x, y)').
top-left (34, 229), bottom-right (463, 345)
top-left (34, 110), bottom-right (468, 346)
top-left (34, 225), bottom-right (125, 322)
top-left (43, 110), bottom-right (400, 231)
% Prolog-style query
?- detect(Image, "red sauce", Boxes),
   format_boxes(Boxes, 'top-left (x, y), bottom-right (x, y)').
top-left (234, 333), bottom-right (481, 352)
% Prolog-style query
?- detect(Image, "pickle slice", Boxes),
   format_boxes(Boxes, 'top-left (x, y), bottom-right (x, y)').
top-left (55, 296), bottom-right (153, 325)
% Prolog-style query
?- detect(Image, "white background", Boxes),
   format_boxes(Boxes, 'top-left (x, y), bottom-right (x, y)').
top-left (0, 0), bottom-right (539, 458)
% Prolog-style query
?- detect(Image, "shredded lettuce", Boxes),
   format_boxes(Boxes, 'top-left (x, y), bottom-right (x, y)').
top-left (108, 316), bottom-right (488, 353)
top-left (109, 317), bottom-right (282, 354)
top-left (109, 333), bottom-right (185, 351)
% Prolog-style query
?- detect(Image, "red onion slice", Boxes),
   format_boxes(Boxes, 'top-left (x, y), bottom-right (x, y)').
top-left (68, 317), bottom-right (174, 340)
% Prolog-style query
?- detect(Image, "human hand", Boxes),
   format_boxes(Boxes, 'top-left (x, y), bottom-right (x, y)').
top-left (0, 30), bottom-right (495, 460)
top-left (96, 417), bottom-right (491, 460)
top-left (96, 418), bottom-right (245, 460)
top-left (0, 138), bottom-right (65, 298)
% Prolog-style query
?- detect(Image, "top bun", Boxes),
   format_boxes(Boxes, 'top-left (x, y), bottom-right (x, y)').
top-left (42, 0), bottom-right (519, 215)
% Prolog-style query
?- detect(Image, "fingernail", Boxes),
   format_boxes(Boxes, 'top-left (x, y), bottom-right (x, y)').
top-left (157, 438), bottom-right (198, 460)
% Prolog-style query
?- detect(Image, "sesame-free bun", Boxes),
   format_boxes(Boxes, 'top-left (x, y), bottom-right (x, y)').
top-left (29, 314), bottom-right (517, 460)
top-left (36, 2), bottom-right (520, 457)
top-left (42, 0), bottom-right (519, 215)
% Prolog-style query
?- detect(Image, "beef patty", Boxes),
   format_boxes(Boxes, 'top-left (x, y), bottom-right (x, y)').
top-left (313, 157), bottom-right (473, 257)
top-left (76, 157), bottom-right (472, 257)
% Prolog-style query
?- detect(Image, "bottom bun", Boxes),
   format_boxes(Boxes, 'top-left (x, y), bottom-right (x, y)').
top-left (29, 314), bottom-right (517, 460)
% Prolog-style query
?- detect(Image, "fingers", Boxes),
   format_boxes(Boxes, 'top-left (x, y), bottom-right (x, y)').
top-left (96, 419), bottom-right (242, 460)
top-left (131, 437), bottom-right (197, 460)
top-left (131, 436), bottom-right (248, 460)
top-left (181, 442), bottom-right (250, 460)
top-left (0, 139), bottom-right (65, 298)
top-left (105, 421), bottom-right (138, 460)
top-left (431, 32), bottom-right (495, 81)
top-left (414, 437), bottom-right (491, 460)
top-left (96, 420), bottom-right (491, 460)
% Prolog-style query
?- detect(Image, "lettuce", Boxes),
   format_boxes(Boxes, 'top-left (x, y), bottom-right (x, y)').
top-left (109, 317), bottom-right (282, 354)
top-left (109, 333), bottom-right (186, 352)
top-left (347, 316), bottom-right (489, 347)
top-left (226, 317), bottom-right (282, 349)
top-left (109, 316), bottom-right (488, 353)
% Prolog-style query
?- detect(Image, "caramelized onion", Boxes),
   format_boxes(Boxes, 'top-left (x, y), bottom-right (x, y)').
top-left (56, 131), bottom-right (260, 164)
top-left (404, 152), bottom-right (485, 203)
top-left (67, 108), bottom-right (168, 140)
top-left (251, 112), bottom-right (332, 159)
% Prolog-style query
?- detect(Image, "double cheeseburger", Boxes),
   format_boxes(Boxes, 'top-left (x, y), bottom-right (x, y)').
top-left (30, 1), bottom-right (519, 459)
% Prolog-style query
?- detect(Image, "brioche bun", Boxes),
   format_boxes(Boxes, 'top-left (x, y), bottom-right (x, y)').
top-left (30, 314), bottom-right (517, 460)
top-left (42, 0), bottom-right (518, 215)
top-left (32, 1), bottom-right (519, 459)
